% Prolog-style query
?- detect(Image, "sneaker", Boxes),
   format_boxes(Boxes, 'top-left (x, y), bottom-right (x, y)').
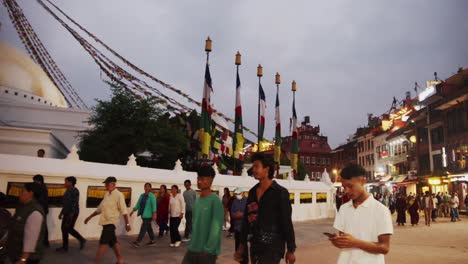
top-left (145, 241), bottom-right (156, 246)
top-left (132, 241), bottom-right (140, 248)
top-left (182, 238), bottom-right (191, 242)
top-left (174, 241), bottom-right (181, 247)
top-left (169, 243), bottom-right (175, 247)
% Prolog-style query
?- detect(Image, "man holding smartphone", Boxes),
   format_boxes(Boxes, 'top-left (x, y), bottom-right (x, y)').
top-left (329, 164), bottom-right (393, 264)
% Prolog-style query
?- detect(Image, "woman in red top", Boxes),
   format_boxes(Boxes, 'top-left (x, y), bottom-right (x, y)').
top-left (157, 185), bottom-right (170, 237)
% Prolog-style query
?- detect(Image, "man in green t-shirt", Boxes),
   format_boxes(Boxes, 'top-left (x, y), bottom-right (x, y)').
top-left (182, 165), bottom-right (224, 264)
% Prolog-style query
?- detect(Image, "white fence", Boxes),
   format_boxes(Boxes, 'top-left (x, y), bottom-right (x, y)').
top-left (0, 153), bottom-right (336, 240)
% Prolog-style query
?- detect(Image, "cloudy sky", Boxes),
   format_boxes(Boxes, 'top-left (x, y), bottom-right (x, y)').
top-left (1, 0), bottom-right (467, 148)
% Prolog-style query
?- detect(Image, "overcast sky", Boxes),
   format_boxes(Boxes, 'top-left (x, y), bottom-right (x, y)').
top-left (1, 0), bottom-right (467, 148)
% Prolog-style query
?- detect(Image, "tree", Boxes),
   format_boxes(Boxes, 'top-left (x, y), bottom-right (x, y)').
top-left (78, 83), bottom-right (188, 169)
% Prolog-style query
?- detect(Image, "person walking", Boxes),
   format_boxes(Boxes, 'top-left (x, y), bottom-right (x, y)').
top-left (156, 185), bottom-right (170, 237)
top-left (436, 192), bottom-right (443, 217)
top-left (235, 153), bottom-right (296, 264)
top-left (7, 183), bottom-right (45, 264)
top-left (168, 185), bottom-right (185, 248)
top-left (450, 193), bottom-right (460, 222)
top-left (182, 180), bottom-right (197, 242)
top-left (130, 183), bottom-right (157, 247)
top-left (431, 193), bottom-right (438, 222)
top-left (395, 194), bottom-right (407, 226)
top-left (84, 177), bottom-right (131, 264)
top-left (230, 188), bottom-right (248, 264)
top-left (389, 194), bottom-right (396, 214)
top-left (222, 187), bottom-right (232, 232)
top-left (329, 163), bottom-right (393, 264)
top-left (182, 165), bottom-right (224, 264)
top-left (56, 176), bottom-right (86, 252)
top-left (32, 175), bottom-right (49, 248)
top-left (421, 191), bottom-right (434, 226)
top-left (442, 192), bottom-right (451, 217)
top-left (408, 194), bottom-right (420, 226)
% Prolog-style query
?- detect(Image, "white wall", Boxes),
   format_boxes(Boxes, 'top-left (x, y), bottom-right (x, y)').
top-left (0, 154), bottom-right (335, 240)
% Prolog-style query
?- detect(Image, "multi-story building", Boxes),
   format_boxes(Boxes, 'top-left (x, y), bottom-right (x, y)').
top-left (356, 128), bottom-right (375, 181)
top-left (330, 138), bottom-right (357, 182)
top-left (408, 68), bottom-right (467, 199)
top-left (282, 117), bottom-right (332, 180)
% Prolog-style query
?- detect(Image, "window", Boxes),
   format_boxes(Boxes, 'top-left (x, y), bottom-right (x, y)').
top-left (5, 182), bottom-right (66, 209)
top-left (430, 127), bottom-right (444, 145)
top-left (311, 157), bottom-right (316, 165)
top-left (418, 127), bottom-right (428, 143)
top-left (290, 193), bottom-right (295, 204)
top-left (300, 193), bottom-right (313, 204)
top-left (306, 157), bottom-right (310, 164)
top-left (87, 186), bottom-right (132, 208)
top-left (316, 193), bottom-right (327, 203)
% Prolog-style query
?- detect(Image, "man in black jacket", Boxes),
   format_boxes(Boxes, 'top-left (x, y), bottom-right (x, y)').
top-left (234, 153), bottom-right (296, 264)
top-left (56, 176), bottom-right (86, 252)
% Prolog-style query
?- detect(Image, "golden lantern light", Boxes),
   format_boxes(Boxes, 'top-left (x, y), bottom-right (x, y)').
top-left (292, 80), bottom-right (297, 91)
top-left (257, 64), bottom-right (263, 77)
top-left (235, 51), bottom-right (241, 65)
top-left (205, 37), bottom-right (212, 52)
top-left (275, 72), bottom-right (281, 85)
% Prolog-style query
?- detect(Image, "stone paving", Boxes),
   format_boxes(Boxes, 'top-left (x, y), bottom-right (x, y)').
top-left (40, 213), bottom-right (468, 263)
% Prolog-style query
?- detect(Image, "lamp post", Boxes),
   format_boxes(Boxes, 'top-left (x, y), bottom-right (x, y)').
top-left (257, 64), bottom-right (263, 152)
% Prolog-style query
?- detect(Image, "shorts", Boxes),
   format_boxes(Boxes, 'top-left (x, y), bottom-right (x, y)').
top-left (99, 224), bottom-right (117, 247)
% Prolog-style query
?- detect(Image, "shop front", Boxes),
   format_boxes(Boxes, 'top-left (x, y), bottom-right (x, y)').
top-left (419, 176), bottom-right (449, 195)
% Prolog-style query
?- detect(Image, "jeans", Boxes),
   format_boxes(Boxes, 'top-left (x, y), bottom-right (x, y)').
top-left (184, 211), bottom-right (193, 239)
top-left (61, 213), bottom-right (85, 249)
top-left (182, 251), bottom-right (217, 264)
top-left (450, 207), bottom-right (459, 221)
top-left (423, 208), bottom-right (432, 225)
top-left (169, 217), bottom-right (181, 243)
top-left (158, 220), bottom-right (169, 237)
top-left (137, 218), bottom-right (155, 242)
top-left (250, 248), bottom-right (282, 264)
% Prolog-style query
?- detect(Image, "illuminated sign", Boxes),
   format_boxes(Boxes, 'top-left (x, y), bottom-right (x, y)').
top-left (418, 85), bottom-right (436, 102)
top-left (428, 178), bottom-right (441, 185)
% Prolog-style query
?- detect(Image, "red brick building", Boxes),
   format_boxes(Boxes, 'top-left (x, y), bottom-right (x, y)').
top-left (282, 117), bottom-right (332, 180)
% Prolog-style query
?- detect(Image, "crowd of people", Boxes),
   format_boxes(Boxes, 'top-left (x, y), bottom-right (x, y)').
top-left (373, 191), bottom-right (464, 227)
top-left (2, 153), bottom-right (297, 264)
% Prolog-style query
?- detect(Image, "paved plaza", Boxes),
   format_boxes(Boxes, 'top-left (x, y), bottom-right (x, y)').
top-left (40, 213), bottom-right (468, 264)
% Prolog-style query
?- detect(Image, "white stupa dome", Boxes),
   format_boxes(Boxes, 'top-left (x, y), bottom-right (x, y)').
top-left (0, 41), bottom-right (68, 108)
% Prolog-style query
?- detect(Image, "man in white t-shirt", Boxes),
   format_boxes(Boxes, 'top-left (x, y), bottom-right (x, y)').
top-left (329, 164), bottom-right (393, 264)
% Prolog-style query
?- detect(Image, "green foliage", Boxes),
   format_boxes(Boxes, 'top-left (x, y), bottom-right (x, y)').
top-left (79, 84), bottom-right (188, 169)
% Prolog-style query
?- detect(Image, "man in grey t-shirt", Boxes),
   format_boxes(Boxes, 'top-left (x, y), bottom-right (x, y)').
top-left (182, 180), bottom-right (197, 241)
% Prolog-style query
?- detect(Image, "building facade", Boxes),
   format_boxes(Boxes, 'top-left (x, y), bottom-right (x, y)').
top-left (282, 117), bottom-right (332, 180)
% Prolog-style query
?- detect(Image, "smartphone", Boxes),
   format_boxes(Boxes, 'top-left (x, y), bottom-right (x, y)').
top-left (323, 232), bottom-right (336, 238)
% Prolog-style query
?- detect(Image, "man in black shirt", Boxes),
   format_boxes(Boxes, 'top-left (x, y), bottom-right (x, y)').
top-left (56, 176), bottom-right (86, 252)
top-left (234, 153), bottom-right (296, 264)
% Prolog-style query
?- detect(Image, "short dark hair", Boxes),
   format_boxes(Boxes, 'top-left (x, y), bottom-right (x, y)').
top-left (65, 176), bottom-right (77, 185)
top-left (251, 152), bottom-right (275, 179)
top-left (33, 174), bottom-right (44, 184)
top-left (160, 185), bottom-right (167, 192)
top-left (24, 182), bottom-right (41, 200)
top-left (197, 165), bottom-right (216, 178)
top-left (144, 182), bottom-right (152, 188)
top-left (340, 163), bottom-right (366, 180)
top-left (184, 180), bottom-right (191, 185)
top-left (171, 185), bottom-right (179, 190)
